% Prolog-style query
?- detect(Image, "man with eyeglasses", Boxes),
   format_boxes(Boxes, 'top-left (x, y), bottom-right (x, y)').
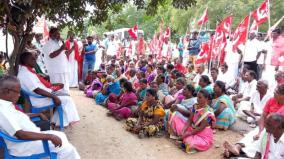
top-left (0, 75), bottom-right (80, 158)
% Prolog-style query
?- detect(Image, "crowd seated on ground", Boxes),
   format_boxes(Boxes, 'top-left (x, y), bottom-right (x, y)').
top-left (1, 29), bottom-right (284, 158)
top-left (75, 51), bottom-right (284, 155)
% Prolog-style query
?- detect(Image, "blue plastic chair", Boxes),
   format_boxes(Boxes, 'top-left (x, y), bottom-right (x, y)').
top-left (0, 131), bottom-right (57, 159)
top-left (21, 89), bottom-right (64, 131)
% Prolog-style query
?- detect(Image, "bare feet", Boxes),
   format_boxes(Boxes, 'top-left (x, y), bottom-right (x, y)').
top-left (223, 141), bottom-right (240, 157)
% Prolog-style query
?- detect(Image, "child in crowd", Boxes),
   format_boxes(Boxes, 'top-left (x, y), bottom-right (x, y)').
top-left (84, 72), bottom-right (102, 98)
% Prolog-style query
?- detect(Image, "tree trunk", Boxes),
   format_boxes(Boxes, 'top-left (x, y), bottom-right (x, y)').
top-left (8, 35), bottom-right (19, 75)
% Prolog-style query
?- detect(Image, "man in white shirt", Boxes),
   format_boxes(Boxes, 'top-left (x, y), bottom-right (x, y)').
top-left (218, 63), bottom-right (235, 88)
top-left (42, 27), bottom-right (70, 93)
top-left (0, 75), bottom-right (80, 159)
top-left (225, 40), bottom-right (241, 78)
top-left (239, 80), bottom-right (272, 123)
top-left (238, 32), bottom-right (262, 79)
top-left (17, 52), bottom-right (80, 127)
top-left (254, 113), bottom-right (284, 159)
top-left (232, 70), bottom-right (257, 109)
top-left (223, 113), bottom-right (284, 159)
top-left (106, 35), bottom-right (118, 60)
top-left (65, 31), bottom-right (79, 88)
top-left (192, 64), bottom-right (209, 87)
top-left (256, 33), bottom-right (267, 79)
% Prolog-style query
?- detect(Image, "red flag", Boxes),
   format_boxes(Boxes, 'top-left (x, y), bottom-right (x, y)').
top-left (211, 23), bottom-right (227, 59)
top-left (252, 0), bottom-right (269, 26)
top-left (232, 15), bottom-right (250, 52)
top-left (218, 16), bottom-right (233, 36)
top-left (196, 42), bottom-right (210, 64)
top-left (271, 35), bottom-right (284, 66)
top-left (128, 24), bottom-right (138, 40)
top-left (197, 8), bottom-right (208, 26)
top-left (250, 20), bottom-right (258, 32)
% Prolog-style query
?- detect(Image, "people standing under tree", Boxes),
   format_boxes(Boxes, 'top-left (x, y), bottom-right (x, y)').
top-left (42, 27), bottom-right (70, 93)
top-left (82, 36), bottom-right (97, 84)
top-left (65, 31), bottom-right (79, 88)
top-left (107, 35), bottom-right (118, 61)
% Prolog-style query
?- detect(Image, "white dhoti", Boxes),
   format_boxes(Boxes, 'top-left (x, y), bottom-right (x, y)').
top-left (68, 52), bottom-right (79, 88)
top-left (30, 95), bottom-right (80, 127)
top-left (236, 101), bottom-right (251, 120)
top-left (228, 63), bottom-right (239, 78)
top-left (8, 130), bottom-right (80, 159)
top-left (239, 128), bottom-right (262, 158)
top-left (49, 72), bottom-right (70, 93)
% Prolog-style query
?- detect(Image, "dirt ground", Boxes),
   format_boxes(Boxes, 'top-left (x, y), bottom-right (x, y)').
top-left (66, 89), bottom-right (243, 159)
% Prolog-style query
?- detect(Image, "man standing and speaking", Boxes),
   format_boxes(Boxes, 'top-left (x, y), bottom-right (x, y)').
top-left (42, 27), bottom-right (70, 93)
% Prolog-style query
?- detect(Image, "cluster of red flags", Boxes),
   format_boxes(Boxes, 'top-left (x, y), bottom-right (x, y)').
top-left (196, 16), bottom-right (232, 65)
top-left (130, 0), bottom-right (284, 66)
top-left (196, 0), bottom-right (284, 65)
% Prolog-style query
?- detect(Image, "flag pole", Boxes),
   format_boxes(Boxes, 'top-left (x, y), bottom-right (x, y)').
top-left (264, 15), bottom-right (284, 41)
top-left (208, 21), bottom-right (218, 73)
top-left (268, 0), bottom-right (271, 30)
top-left (241, 13), bottom-right (252, 72)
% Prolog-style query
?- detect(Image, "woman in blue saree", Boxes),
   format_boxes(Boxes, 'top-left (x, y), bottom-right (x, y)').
top-left (212, 81), bottom-right (236, 130)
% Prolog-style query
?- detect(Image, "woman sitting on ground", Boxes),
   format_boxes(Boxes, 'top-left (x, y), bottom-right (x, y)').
top-left (212, 81), bottom-right (236, 130)
top-left (165, 84), bottom-right (197, 131)
top-left (168, 89), bottom-right (216, 153)
top-left (145, 64), bottom-right (156, 83)
top-left (95, 77), bottom-right (127, 105)
top-left (107, 81), bottom-right (138, 120)
top-left (125, 89), bottom-right (165, 138)
top-left (137, 78), bottom-right (148, 105)
top-left (168, 84), bottom-right (197, 120)
top-left (156, 74), bottom-right (173, 105)
top-left (196, 75), bottom-right (214, 95)
top-left (164, 77), bottom-right (186, 109)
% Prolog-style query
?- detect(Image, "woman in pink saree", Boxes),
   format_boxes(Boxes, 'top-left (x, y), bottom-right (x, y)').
top-left (107, 81), bottom-right (138, 120)
top-left (168, 89), bottom-right (216, 153)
